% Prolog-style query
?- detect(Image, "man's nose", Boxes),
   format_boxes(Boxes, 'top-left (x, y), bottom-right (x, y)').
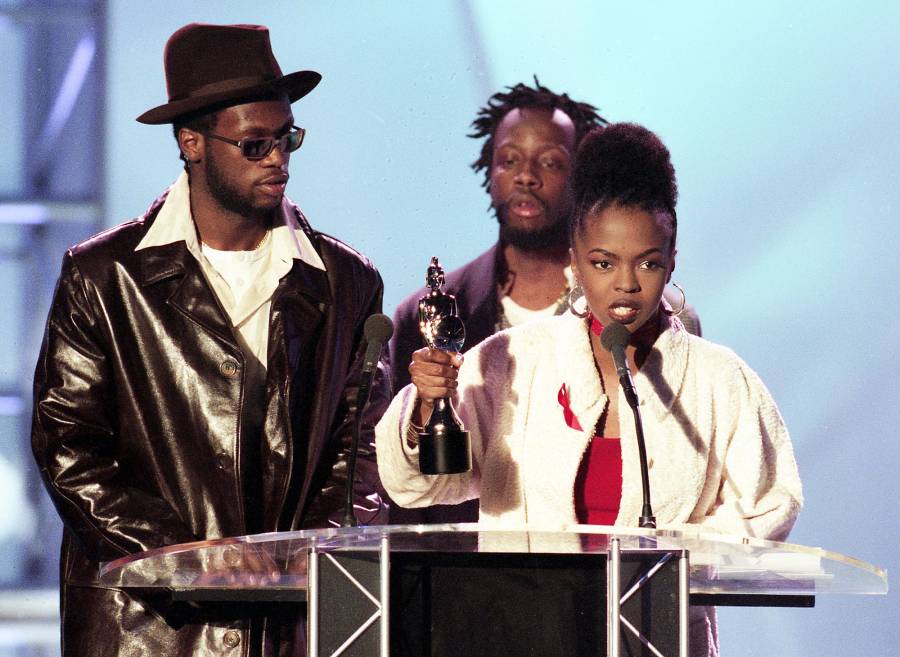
top-left (261, 142), bottom-right (289, 167)
top-left (513, 161), bottom-right (540, 189)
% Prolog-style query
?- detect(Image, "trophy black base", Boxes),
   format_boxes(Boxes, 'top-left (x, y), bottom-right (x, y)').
top-left (418, 429), bottom-right (471, 474)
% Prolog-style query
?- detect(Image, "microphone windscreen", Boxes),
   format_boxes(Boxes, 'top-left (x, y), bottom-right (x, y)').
top-left (599, 322), bottom-right (630, 353)
top-left (364, 313), bottom-right (394, 344)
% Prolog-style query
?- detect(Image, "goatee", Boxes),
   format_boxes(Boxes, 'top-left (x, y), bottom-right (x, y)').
top-left (205, 152), bottom-right (278, 226)
top-left (496, 205), bottom-right (569, 253)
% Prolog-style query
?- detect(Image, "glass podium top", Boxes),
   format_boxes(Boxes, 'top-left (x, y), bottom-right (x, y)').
top-left (98, 523), bottom-right (887, 599)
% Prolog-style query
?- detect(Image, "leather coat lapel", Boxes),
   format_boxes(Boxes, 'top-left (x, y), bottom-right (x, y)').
top-left (269, 260), bottom-right (330, 381)
top-left (140, 242), bottom-right (236, 347)
top-left (264, 259), bottom-right (330, 527)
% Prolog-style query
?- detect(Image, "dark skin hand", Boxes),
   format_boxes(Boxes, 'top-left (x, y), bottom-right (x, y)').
top-left (409, 347), bottom-right (464, 427)
top-left (191, 540), bottom-right (307, 587)
top-left (408, 314), bottom-right (663, 439)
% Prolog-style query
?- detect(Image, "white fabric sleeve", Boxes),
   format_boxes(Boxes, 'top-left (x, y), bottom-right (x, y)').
top-left (374, 353), bottom-right (489, 509)
top-left (692, 359), bottom-right (803, 541)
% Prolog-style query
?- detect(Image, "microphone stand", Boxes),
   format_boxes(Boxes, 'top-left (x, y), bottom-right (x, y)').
top-left (603, 322), bottom-right (656, 530)
top-left (341, 376), bottom-right (372, 528)
top-left (341, 313), bottom-right (393, 527)
top-left (623, 391), bottom-right (656, 529)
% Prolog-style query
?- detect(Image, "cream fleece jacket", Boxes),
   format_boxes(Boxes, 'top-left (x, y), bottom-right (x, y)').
top-left (375, 312), bottom-right (803, 655)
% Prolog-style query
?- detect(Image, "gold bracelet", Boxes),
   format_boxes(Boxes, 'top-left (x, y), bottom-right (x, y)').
top-left (406, 419), bottom-right (424, 447)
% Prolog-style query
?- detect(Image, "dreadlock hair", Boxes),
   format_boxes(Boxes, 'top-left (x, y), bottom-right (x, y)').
top-left (570, 123), bottom-right (678, 252)
top-left (469, 77), bottom-right (608, 189)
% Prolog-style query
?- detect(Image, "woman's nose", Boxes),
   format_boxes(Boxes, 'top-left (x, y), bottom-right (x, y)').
top-left (615, 268), bottom-right (640, 293)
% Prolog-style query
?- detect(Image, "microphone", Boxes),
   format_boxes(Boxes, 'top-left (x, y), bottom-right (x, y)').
top-left (599, 322), bottom-right (639, 409)
top-left (342, 313), bottom-right (394, 527)
top-left (599, 322), bottom-right (656, 529)
top-left (361, 313), bottom-right (394, 377)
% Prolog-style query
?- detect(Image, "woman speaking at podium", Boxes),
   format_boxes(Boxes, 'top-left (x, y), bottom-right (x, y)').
top-left (375, 122), bottom-right (803, 656)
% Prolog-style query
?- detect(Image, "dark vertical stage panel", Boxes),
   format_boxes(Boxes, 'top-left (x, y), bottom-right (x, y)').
top-left (317, 550), bottom-right (681, 656)
top-left (392, 551), bottom-right (680, 657)
top-left (317, 552), bottom-right (382, 656)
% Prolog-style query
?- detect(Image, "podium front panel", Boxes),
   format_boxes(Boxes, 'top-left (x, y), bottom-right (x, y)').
top-left (386, 550), bottom-right (681, 657)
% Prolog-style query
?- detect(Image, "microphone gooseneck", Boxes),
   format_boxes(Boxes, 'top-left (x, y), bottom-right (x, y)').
top-left (599, 322), bottom-right (639, 409)
top-left (599, 322), bottom-right (656, 529)
top-left (342, 313), bottom-right (394, 527)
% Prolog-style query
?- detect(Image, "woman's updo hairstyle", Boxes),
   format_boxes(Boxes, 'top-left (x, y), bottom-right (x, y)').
top-left (570, 123), bottom-right (678, 252)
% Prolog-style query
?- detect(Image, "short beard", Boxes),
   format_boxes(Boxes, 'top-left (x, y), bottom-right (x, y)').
top-left (495, 205), bottom-right (570, 253)
top-left (205, 150), bottom-right (277, 225)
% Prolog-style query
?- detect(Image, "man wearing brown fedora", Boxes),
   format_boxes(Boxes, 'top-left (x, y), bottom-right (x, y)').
top-left (32, 23), bottom-right (388, 656)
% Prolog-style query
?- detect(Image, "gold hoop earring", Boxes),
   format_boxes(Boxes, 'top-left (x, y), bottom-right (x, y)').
top-left (666, 282), bottom-right (687, 316)
top-left (568, 284), bottom-right (590, 318)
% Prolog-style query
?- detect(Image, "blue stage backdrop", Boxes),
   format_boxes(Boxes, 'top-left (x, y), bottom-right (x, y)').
top-left (99, 2), bottom-right (899, 655)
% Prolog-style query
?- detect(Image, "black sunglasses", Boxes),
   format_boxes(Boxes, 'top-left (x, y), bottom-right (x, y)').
top-left (205, 126), bottom-right (306, 160)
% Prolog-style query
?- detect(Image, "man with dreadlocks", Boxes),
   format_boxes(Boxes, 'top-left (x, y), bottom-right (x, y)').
top-left (387, 79), bottom-right (700, 524)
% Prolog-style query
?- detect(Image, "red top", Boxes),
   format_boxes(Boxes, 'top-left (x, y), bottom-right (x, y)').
top-left (574, 436), bottom-right (622, 525)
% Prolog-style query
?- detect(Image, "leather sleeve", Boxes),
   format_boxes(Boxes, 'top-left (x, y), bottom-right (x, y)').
top-left (302, 267), bottom-right (391, 528)
top-left (31, 252), bottom-right (197, 562)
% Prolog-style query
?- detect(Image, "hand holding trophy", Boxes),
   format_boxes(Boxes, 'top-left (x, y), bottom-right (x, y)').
top-left (415, 257), bottom-right (472, 474)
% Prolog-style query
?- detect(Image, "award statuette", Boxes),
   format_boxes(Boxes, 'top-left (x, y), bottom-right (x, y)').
top-left (416, 257), bottom-right (472, 474)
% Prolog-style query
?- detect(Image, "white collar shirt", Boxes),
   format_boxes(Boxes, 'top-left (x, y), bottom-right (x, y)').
top-left (135, 171), bottom-right (326, 371)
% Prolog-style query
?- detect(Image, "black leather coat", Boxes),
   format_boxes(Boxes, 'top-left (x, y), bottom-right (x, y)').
top-left (32, 193), bottom-right (389, 656)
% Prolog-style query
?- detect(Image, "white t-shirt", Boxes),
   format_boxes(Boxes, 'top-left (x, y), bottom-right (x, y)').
top-left (499, 265), bottom-right (576, 327)
top-left (135, 171), bottom-right (326, 372)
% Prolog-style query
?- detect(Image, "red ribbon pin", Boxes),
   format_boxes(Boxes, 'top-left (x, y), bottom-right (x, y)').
top-left (557, 383), bottom-right (583, 431)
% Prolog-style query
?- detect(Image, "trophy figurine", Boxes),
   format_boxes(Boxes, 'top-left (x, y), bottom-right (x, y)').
top-left (416, 257), bottom-right (472, 474)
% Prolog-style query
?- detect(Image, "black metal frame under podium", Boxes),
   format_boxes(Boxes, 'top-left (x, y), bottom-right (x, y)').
top-left (308, 534), bottom-right (687, 656)
top-left (99, 524), bottom-right (888, 657)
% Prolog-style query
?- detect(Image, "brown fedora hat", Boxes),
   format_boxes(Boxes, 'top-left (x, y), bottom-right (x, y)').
top-left (136, 23), bottom-right (321, 124)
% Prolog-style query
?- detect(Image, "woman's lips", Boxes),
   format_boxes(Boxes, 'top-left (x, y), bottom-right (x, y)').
top-left (608, 303), bottom-right (640, 323)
